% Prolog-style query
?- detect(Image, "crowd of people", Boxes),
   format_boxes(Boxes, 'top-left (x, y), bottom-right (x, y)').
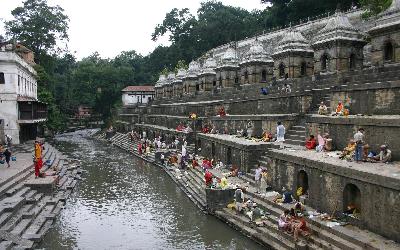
top-left (318, 101), bottom-right (350, 116)
top-left (305, 128), bottom-right (392, 163)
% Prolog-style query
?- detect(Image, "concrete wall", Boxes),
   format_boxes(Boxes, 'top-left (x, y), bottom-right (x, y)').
top-left (198, 134), bottom-right (270, 172)
top-left (265, 150), bottom-right (400, 242)
top-left (305, 115), bottom-right (400, 160)
top-left (329, 84), bottom-right (400, 115)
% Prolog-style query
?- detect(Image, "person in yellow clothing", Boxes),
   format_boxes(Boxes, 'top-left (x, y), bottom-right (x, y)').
top-left (34, 141), bottom-right (43, 177)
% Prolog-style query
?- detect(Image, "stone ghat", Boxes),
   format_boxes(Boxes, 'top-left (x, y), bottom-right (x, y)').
top-left (0, 143), bottom-right (81, 249)
top-left (99, 131), bottom-right (400, 250)
top-left (264, 146), bottom-right (400, 242)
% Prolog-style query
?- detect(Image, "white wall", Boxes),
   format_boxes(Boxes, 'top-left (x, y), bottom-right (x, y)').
top-left (0, 51), bottom-right (38, 144)
top-left (122, 92), bottom-right (154, 106)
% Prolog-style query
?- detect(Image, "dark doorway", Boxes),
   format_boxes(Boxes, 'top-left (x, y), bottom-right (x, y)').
top-left (297, 170), bottom-right (309, 196)
top-left (211, 142), bottom-right (216, 158)
top-left (384, 42), bottom-right (394, 61)
top-left (321, 54), bottom-right (329, 71)
top-left (349, 54), bottom-right (356, 70)
top-left (300, 62), bottom-right (307, 76)
top-left (343, 183), bottom-right (361, 214)
top-left (227, 147), bottom-right (232, 165)
top-left (19, 124), bottom-right (37, 143)
top-left (279, 63), bottom-right (285, 78)
top-left (261, 70), bottom-right (267, 82)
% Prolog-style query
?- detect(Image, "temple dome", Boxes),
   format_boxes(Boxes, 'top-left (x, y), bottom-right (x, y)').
top-left (165, 72), bottom-right (175, 85)
top-left (240, 39), bottom-right (273, 65)
top-left (176, 68), bottom-right (187, 79)
top-left (218, 47), bottom-right (239, 68)
top-left (155, 74), bottom-right (167, 88)
top-left (273, 28), bottom-right (313, 56)
top-left (185, 61), bottom-right (200, 78)
top-left (200, 57), bottom-right (217, 75)
top-left (313, 11), bottom-right (365, 46)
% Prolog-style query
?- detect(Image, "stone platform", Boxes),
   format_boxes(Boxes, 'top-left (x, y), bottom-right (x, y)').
top-left (0, 142), bottom-right (81, 248)
top-left (104, 131), bottom-right (400, 250)
top-left (264, 145), bottom-right (400, 242)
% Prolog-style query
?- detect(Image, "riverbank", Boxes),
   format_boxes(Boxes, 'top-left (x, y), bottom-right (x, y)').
top-left (100, 131), bottom-right (400, 250)
top-left (0, 142), bottom-right (81, 248)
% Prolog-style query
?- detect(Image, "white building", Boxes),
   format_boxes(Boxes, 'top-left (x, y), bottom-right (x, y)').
top-left (0, 42), bottom-right (47, 144)
top-left (121, 86), bottom-right (155, 106)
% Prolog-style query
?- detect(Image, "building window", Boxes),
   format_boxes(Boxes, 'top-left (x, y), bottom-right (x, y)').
top-left (18, 75), bottom-right (20, 86)
top-left (261, 70), bottom-right (267, 82)
top-left (300, 62), bottom-right (307, 76)
top-left (321, 54), bottom-right (329, 71)
top-left (213, 80), bottom-right (216, 86)
top-left (244, 71), bottom-right (248, 81)
top-left (0, 73), bottom-right (4, 84)
top-left (384, 42), bottom-right (394, 61)
top-left (279, 63), bottom-right (285, 78)
top-left (349, 54), bottom-right (356, 70)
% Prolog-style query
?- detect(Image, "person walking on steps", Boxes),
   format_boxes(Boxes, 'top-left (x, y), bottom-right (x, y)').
top-left (4, 148), bottom-right (11, 168)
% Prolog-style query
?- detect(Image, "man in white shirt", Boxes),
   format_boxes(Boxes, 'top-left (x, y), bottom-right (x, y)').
top-left (353, 128), bottom-right (365, 162)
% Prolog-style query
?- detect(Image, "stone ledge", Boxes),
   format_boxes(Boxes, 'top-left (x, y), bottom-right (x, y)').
top-left (210, 113), bottom-right (299, 121)
top-left (306, 114), bottom-right (400, 127)
top-left (268, 148), bottom-right (400, 191)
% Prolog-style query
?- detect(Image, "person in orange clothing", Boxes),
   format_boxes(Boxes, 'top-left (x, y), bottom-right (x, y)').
top-left (34, 141), bottom-right (43, 178)
top-left (334, 101), bottom-right (344, 116)
top-left (305, 135), bottom-right (317, 150)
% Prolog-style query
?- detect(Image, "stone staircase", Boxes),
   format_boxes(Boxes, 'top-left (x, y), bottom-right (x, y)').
top-left (0, 143), bottom-right (81, 248)
top-left (106, 132), bottom-right (207, 210)
top-left (284, 119), bottom-right (306, 146)
top-left (103, 131), bottom-right (399, 250)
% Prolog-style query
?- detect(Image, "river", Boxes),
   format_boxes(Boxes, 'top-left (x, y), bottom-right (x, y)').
top-left (38, 130), bottom-right (265, 250)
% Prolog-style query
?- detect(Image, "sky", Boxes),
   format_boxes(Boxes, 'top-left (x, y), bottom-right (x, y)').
top-left (0, 0), bottom-right (265, 59)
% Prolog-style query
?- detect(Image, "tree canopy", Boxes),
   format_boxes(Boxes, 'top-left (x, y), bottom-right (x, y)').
top-left (4, 0), bottom-right (394, 131)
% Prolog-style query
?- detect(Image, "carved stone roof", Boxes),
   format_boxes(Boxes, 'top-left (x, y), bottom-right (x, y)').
top-left (273, 29), bottom-right (313, 57)
top-left (240, 39), bottom-right (273, 65)
top-left (313, 12), bottom-right (365, 46)
top-left (155, 75), bottom-right (167, 88)
top-left (369, 0), bottom-right (400, 33)
top-left (217, 47), bottom-right (239, 69)
top-left (185, 61), bottom-right (200, 78)
top-left (200, 57), bottom-right (217, 75)
top-left (173, 69), bottom-right (186, 83)
top-left (164, 72), bottom-right (175, 86)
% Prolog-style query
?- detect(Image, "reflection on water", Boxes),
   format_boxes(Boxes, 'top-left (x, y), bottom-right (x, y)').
top-left (39, 130), bottom-right (265, 250)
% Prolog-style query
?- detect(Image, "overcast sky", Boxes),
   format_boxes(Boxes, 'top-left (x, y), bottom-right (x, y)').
top-left (0, 0), bottom-right (264, 59)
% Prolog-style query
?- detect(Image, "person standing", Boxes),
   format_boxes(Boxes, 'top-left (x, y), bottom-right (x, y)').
top-left (354, 128), bottom-right (365, 162)
top-left (34, 141), bottom-right (42, 177)
top-left (5, 135), bottom-right (12, 150)
top-left (276, 122), bottom-right (286, 142)
top-left (260, 169), bottom-right (269, 194)
top-left (254, 164), bottom-right (262, 193)
top-left (3, 148), bottom-right (11, 168)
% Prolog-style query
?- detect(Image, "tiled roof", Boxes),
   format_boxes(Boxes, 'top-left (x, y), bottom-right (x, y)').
top-left (121, 86), bottom-right (155, 92)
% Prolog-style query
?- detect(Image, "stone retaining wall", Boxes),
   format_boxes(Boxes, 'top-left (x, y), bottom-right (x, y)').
top-left (264, 150), bottom-right (400, 242)
top-left (305, 115), bottom-right (400, 160)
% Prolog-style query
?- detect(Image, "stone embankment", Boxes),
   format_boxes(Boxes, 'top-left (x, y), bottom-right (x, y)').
top-left (0, 143), bottom-right (81, 249)
top-left (98, 131), bottom-right (400, 250)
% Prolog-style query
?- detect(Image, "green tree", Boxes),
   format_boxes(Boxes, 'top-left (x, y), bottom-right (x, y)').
top-left (5, 0), bottom-right (69, 62)
top-left (360, 0), bottom-right (392, 17)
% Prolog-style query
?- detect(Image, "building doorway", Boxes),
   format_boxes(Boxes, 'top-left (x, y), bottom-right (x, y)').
top-left (211, 142), bottom-right (216, 158)
top-left (227, 147), bottom-right (232, 165)
top-left (343, 183), bottom-right (361, 215)
top-left (384, 42), bottom-right (394, 61)
top-left (297, 170), bottom-right (309, 196)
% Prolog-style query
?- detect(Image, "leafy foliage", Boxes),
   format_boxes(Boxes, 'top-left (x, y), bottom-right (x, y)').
top-left (5, 0), bottom-right (69, 61)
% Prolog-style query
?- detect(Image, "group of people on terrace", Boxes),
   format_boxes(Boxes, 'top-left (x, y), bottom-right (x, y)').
top-left (305, 128), bottom-right (392, 163)
top-left (318, 101), bottom-right (350, 116)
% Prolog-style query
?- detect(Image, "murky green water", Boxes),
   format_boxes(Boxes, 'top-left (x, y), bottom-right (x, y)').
top-left (38, 130), bottom-right (265, 250)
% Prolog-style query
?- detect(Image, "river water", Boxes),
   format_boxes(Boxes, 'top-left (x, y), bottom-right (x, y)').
top-left (38, 130), bottom-right (265, 250)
